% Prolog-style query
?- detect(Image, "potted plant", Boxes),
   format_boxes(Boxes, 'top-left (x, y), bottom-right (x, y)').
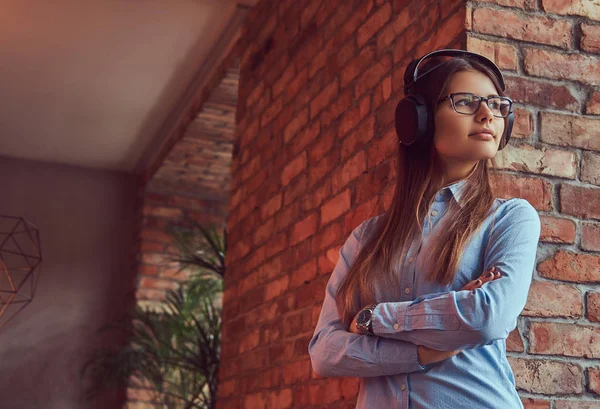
top-left (82, 218), bottom-right (227, 409)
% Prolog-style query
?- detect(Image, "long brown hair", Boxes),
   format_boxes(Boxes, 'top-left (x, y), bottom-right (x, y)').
top-left (336, 56), bottom-right (507, 325)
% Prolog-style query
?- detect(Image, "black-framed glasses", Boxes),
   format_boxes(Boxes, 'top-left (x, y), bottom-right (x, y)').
top-left (438, 92), bottom-right (513, 118)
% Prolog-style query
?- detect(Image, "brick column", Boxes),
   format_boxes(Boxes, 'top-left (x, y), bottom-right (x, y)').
top-left (467, 1), bottom-right (600, 408)
top-left (217, 0), bottom-right (600, 408)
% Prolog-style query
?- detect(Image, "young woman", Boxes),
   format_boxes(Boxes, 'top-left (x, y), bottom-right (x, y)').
top-left (308, 50), bottom-right (541, 409)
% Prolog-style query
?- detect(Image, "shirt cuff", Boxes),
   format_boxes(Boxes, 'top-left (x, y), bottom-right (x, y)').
top-left (372, 302), bottom-right (410, 335)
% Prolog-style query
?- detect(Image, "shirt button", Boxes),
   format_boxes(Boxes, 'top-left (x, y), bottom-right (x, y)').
top-left (431, 210), bottom-right (438, 216)
top-left (393, 323), bottom-right (400, 330)
top-left (404, 287), bottom-right (411, 294)
top-left (401, 384), bottom-right (406, 390)
top-left (408, 257), bottom-right (414, 263)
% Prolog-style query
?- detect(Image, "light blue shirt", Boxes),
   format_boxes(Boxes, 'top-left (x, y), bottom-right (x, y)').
top-left (308, 179), bottom-right (541, 409)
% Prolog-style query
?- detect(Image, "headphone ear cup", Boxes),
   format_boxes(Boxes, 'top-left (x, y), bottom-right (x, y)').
top-left (498, 111), bottom-right (514, 150)
top-left (395, 94), bottom-right (430, 146)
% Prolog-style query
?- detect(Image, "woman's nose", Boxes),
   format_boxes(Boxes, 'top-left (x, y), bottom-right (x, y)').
top-left (477, 101), bottom-right (494, 122)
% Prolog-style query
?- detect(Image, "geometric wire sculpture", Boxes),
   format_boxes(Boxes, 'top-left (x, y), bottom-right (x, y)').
top-left (0, 215), bottom-right (42, 330)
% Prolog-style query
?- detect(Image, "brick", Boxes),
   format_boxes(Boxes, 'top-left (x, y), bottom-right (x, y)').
top-left (141, 206), bottom-right (182, 218)
top-left (522, 280), bottom-right (582, 318)
top-left (582, 151), bottom-right (600, 186)
top-left (507, 327), bottom-right (524, 352)
top-left (239, 328), bottom-right (261, 354)
top-left (282, 359), bottom-right (311, 385)
top-left (321, 189), bottom-right (351, 226)
top-left (512, 108), bottom-right (534, 139)
top-left (524, 48), bottom-right (600, 86)
top-left (337, 95), bottom-right (371, 139)
top-left (320, 87), bottom-right (353, 128)
top-left (555, 402), bottom-right (600, 409)
top-left (582, 222), bottom-right (600, 252)
top-left (265, 275), bottom-right (289, 301)
top-left (466, 36), bottom-right (519, 71)
top-left (588, 292), bottom-right (600, 323)
top-left (538, 251), bottom-right (600, 283)
top-left (588, 367), bottom-right (600, 395)
top-left (307, 148), bottom-right (337, 188)
top-left (355, 164), bottom-right (389, 205)
top-left (244, 391), bottom-right (267, 409)
top-left (340, 116), bottom-right (375, 161)
top-left (581, 23), bottom-right (600, 54)
top-left (354, 53), bottom-right (392, 98)
top-left (489, 173), bottom-right (553, 211)
top-left (289, 259), bottom-right (318, 289)
top-left (273, 64), bottom-right (297, 99)
top-left (340, 43), bottom-right (376, 89)
top-left (367, 127), bottom-right (398, 167)
top-left (540, 216), bottom-right (576, 244)
top-left (330, 0), bottom-right (374, 47)
top-left (283, 108), bottom-right (308, 143)
top-left (260, 97), bottom-right (284, 128)
top-left (357, 3), bottom-right (392, 48)
top-left (139, 264), bottom-right (159, 276)
top-left (521, 398), bottom-right (551, 409)
top-left (332, 151), bottom-right (367, 194)
top-left (494, 143), bottom-right (576, 179)
top-left (261, 194), bottom-right (282, 221)
top-left (310, 78), bottom-right (339, 120)
top-left (475, 0), bottom-right (536, 8)
top-left (473, 8), bottom-right (571, 49)
top-left (508, 357), bottom-right (583, 394)
top-left (376, 21), bottom-right (396, 55)
top-left (267, 387), bottom-right (292, 409)
top-left (528, 322), bottom-right (600, 358)
top-left (281, 151), bottom-right (307, 186)
top-left (541, 112), bottom-right (600, 152)
top-left (505, 76), bottom-right (580, 112)
top-left (588, 90), bottom-right (600, 115)
top-left (283, 68), bottom-right (308, 105)
top-left (414, 8), bottom-right (465, 58)
top-left (541, 0), bottom-right (600, 19)
top-left (140, 240), bottom-right (165, 253)
top-left (560, 184), bottom-right (600, 220)
top-left (283, 173), bottom-right (308, 206)
top-left (290, 213), bottom-right (318, 246)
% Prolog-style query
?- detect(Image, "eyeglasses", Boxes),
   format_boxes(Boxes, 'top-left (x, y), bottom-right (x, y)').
top-left (438, 92), bottom-right (513, 118)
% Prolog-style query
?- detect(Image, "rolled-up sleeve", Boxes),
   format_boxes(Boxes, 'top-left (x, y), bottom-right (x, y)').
top-left (371, 199), bottom-right (541, 351)
top-left (308, 219), bottom-right (426, 377)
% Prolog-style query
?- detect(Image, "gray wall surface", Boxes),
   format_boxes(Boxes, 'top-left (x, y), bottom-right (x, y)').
top-left (0, 155), bottom-right (138, 409)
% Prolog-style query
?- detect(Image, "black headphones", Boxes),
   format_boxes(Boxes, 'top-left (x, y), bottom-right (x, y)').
top-left (394, 49), bottom-right (514, 150)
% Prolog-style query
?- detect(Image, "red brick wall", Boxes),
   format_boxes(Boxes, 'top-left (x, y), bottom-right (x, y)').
top-left (217, 0), bottom-right (600, 408)
top-left (134, 191), bottom-right (227, 304)
top-left (466, 1), bottom-right (600, 408)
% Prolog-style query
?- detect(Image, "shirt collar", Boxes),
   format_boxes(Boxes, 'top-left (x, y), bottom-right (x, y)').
top-left (435, 179), bottom-right (468, 208)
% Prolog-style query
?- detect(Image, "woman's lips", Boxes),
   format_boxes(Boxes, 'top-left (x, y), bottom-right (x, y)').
top-left (469, 132), bottom-right (494, 141)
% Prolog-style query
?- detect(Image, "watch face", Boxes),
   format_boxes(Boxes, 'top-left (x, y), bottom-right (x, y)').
top-left (357, 309), bottom-right (371, 325)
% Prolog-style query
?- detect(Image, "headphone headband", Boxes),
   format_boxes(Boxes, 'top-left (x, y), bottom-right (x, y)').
top-left (403, 49), bottom-right (506, 94)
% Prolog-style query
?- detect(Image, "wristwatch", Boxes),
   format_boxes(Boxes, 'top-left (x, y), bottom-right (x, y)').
top-left (355, 303), bottom-right (377, 335)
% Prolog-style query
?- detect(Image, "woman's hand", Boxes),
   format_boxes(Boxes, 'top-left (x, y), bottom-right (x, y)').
top-left (348, 311), bottom-right (361, 334)
top-left (460, 266), bottom-right (502, 292)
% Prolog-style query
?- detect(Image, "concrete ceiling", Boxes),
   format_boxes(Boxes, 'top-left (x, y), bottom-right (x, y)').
top-left (0, 0), bottom-right (255, 173)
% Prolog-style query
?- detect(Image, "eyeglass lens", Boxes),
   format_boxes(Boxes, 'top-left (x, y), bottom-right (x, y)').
top-left (452, 93), bottom-right (511, 117)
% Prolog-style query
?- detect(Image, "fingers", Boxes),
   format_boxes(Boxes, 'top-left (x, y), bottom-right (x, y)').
top-left (461, 267), bottom-right (502, 291)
